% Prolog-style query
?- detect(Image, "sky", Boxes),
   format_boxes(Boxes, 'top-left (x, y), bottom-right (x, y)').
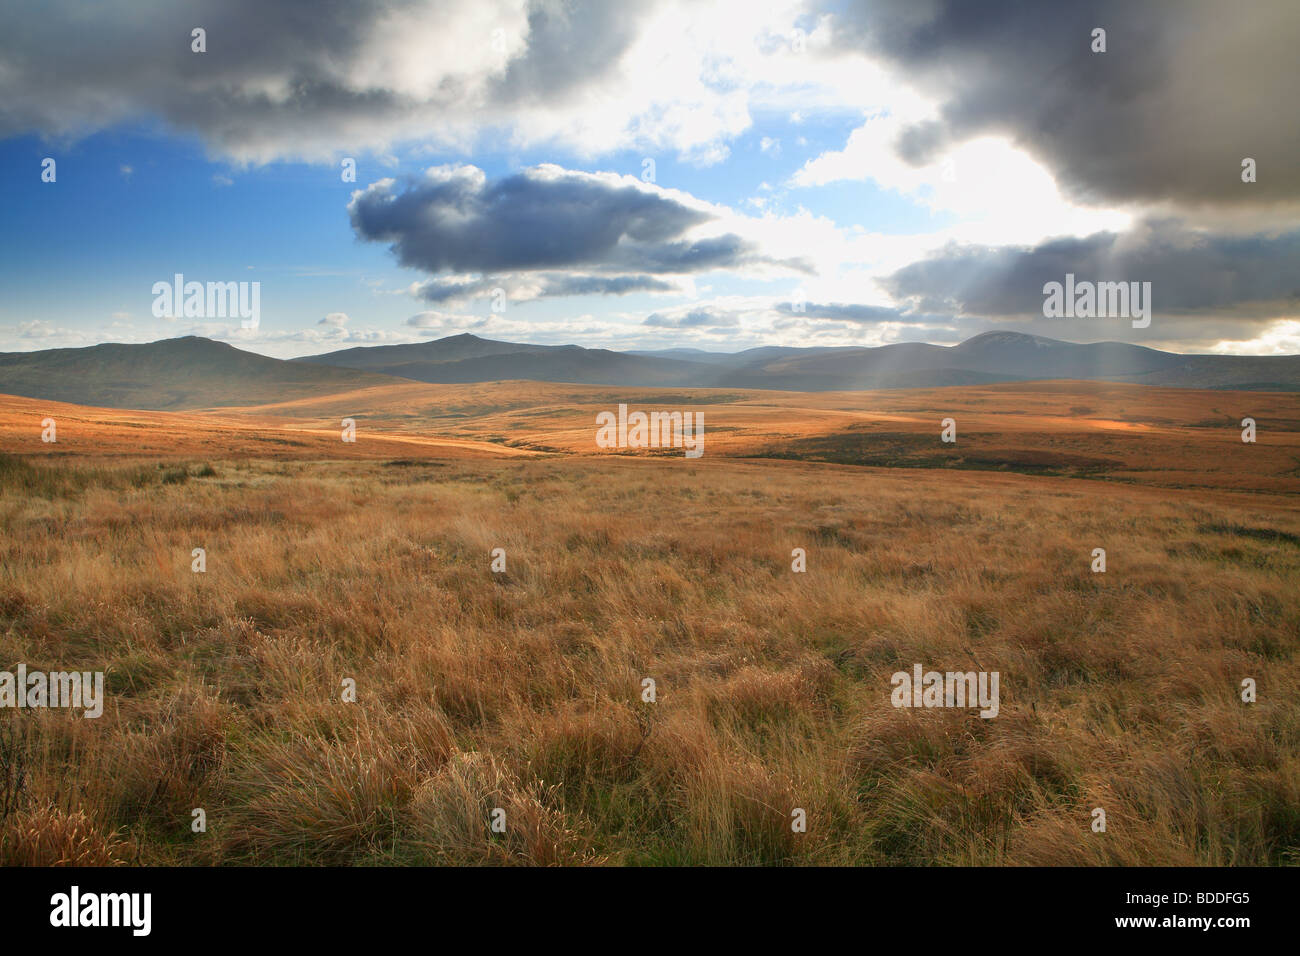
top-left (0, 0), bottom-right (1297, 359)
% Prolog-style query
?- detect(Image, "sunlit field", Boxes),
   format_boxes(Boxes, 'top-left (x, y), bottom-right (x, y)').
top-left (2, 380), bottom-right (1297, 865)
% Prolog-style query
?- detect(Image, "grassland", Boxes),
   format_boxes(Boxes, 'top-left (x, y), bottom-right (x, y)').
top-left (0, 381), bottom-right (1297, 865)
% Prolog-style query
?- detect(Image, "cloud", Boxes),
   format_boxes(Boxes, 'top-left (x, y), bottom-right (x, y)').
top-left (774, 301), bottom-right (909, 323)
top-left (413, 272), bottom-right (683, 307)
top-left (317, 312), bottom-right (349, 327)
top-left (17, 320), bottom-right (61, 339)
top-left (0, 0), bottom-right (822, 164)
top-left (349, 163), bottom-right (790, 305)
top-left (643, 308), bottom-right (740, 329)
top-left (403, 311), bottom-right (489, 334)
top-left (883, 220), bottom-right (1300, 320)
top-left (350, 164), bottom-right (736, 273)
top-left (0, 1), bottom-right (589, 161)
top-left (626, 293), bottom-right (976, 349)
top-left (820, 0), bottom-right (1300, 219)
top-left (536, 274), bottom-right (680, 297)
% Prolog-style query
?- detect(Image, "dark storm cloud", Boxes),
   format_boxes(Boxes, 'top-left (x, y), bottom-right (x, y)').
top-left (824, 0), bottom-right (1300, 211)
top-left (0, 0), bottom-right (649, 161)
top-left (349, 164), bottom-right (768, 280)
top-left (490, 0), bottom-right (648, 106)
top-left (883, 220), bottom-right (1300, 317)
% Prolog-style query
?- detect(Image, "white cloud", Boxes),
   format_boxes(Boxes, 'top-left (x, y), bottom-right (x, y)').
top-left (795, 123), bottom-right (1132, 249)
top-left (0, 0), bottom-right (860, 166)
top-left (1210, 320), bottom-right (1300, 356)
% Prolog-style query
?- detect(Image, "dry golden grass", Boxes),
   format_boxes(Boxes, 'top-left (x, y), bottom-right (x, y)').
top-left (1, 428), bottom-right (1297, 865)
top-left (7, 380), bottom-right (1298, 493)
top-left (0, 393), bottom-right (538, 461)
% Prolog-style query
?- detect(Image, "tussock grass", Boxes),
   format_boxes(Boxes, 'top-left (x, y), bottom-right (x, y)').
top-left (0, 455), bottom-right (1297, 865)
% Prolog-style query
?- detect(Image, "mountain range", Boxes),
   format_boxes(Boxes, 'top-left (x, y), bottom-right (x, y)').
top-left (1, 331), bottom-right (1297, 411)
top-left (290, 331), bottom-right (1300, 392)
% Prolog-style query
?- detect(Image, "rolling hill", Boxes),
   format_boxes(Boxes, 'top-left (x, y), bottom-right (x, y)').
top-left (0, 336), bottom-right (408, 410)
top-left (296, 330), bottom-right (1300, 392)
top-left (3, 331), bottom-right (1300, 413)
top-left (291, 333), bottom-right (712, 386)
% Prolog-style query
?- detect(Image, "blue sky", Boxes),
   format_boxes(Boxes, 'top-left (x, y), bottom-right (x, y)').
top-left (0, 113), bottom-right (958, 357)
top-left (1, 1), bottom-right (1296, 357)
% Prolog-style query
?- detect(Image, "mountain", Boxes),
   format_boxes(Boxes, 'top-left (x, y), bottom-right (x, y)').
top-left (291, 333), bottom-right (717, 386)
top-left (295, 331), bottom-right (1300, 392)
top-left (4, 332), bottom-right (1299, 413)
top-left (0, 336), bottom-right (407, 411)
top-left (724, 332), bottom-right (1300, 390)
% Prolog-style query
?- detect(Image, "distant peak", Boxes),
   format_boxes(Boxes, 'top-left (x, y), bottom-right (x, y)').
top-left (147, 335), bottom-right (234, 349)
top-left (966, 331), bottom-right (1036, 342)
top-left (961, 331), bottom-right (1056, 347)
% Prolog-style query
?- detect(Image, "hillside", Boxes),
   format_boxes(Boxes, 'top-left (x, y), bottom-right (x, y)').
top-left (298, 331), bottom-right (1300, 392)
top-left (292, 333), bottom-right (716, 386)
top-left (4, 332), bottom-right (1300, 414)
top-left (0, 336), bottom-right (408, 410)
